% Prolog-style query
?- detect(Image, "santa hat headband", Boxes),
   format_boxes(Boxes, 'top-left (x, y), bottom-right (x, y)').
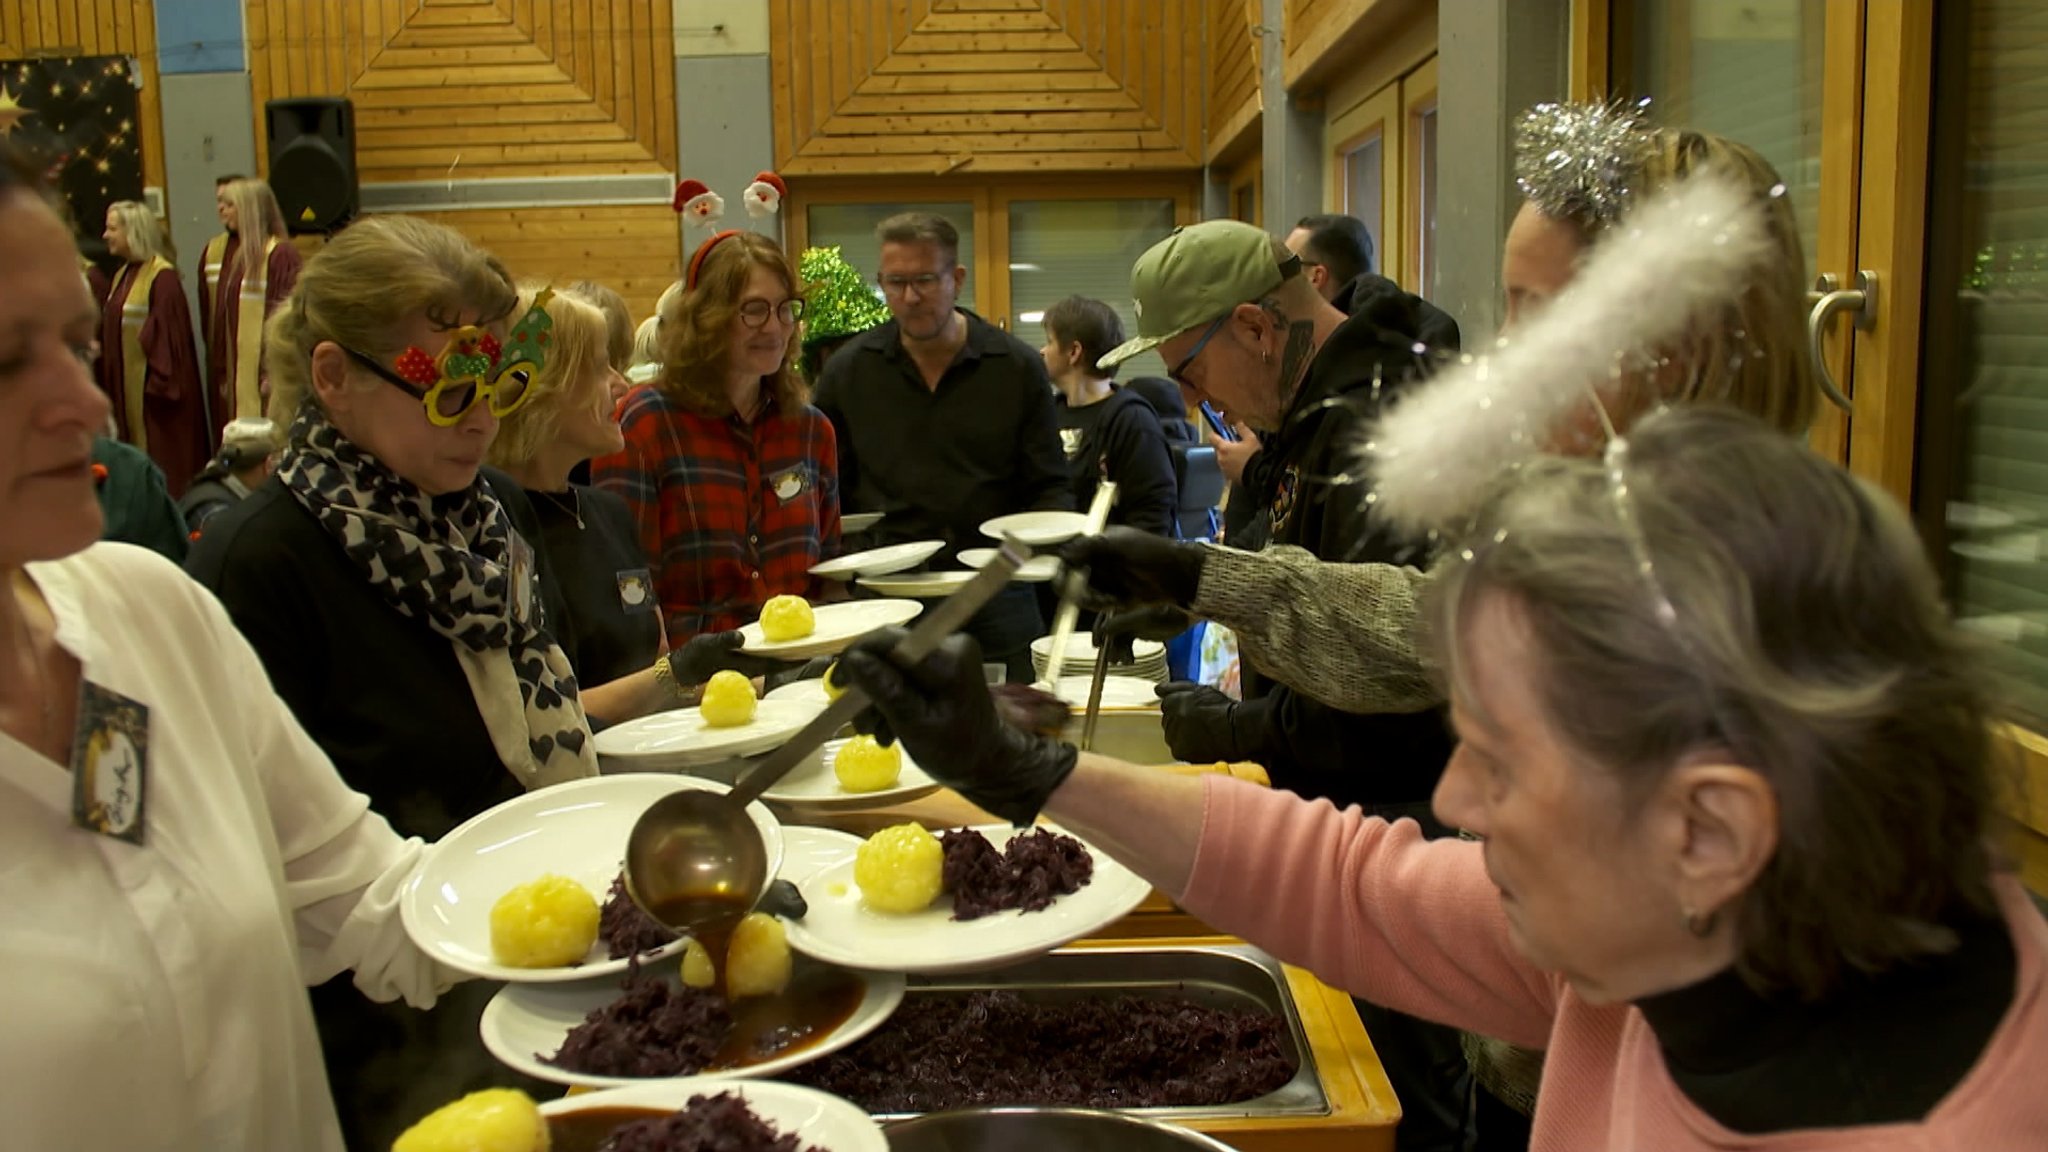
top-left (671, 170), bottom-right (787, 227)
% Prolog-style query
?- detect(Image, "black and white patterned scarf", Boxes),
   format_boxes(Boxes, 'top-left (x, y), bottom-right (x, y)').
top-left (277, 407), bottom-right (598, 789)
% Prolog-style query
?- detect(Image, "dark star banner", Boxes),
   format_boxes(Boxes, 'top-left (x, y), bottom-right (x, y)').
top-left (0, 54), bottom-right (144, 263)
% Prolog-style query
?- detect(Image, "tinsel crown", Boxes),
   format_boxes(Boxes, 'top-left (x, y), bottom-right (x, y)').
top-left (799, 246), bottom-right (891, 346)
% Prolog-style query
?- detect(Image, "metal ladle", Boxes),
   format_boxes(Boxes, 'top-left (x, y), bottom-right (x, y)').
top-left (623, 538), bottom-right (1032, 939)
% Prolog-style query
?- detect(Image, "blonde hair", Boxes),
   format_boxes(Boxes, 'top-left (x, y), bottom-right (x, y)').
top-left (630, 280), bottom-right (684, 369)
top-left (265, 215), bottom-right (516, 425)
top-left (566, 280), bottom-right (633, 370)
top-left (1546, 130), bottom-right (1816, 438)
top-left (661, 235), bottom-right (807, 417)
top-left (487, 285), bottom-right (610, 470)
top-left (224, 178), bottom-right (290, 287)
top-left (105, 200), bottom-right (173, 265)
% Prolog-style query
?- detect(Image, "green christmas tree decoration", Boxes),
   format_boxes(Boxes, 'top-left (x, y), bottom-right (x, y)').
top-left (799, 246), bottom-right (890, 348)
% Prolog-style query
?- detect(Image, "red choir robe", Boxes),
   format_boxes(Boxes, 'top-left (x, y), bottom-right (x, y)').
top-left (98, 258), bottom-right (210, 497)
top-left (200, 232), bottom-right (302, 439)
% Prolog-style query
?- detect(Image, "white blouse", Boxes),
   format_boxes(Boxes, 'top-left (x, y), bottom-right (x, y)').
top-left (0, 544), bottom-right (451, 1151)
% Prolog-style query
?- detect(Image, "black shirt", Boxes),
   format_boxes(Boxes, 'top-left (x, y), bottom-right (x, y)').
top-left (1639, 908), bottom-right (2017, 1132)
top-left (523, 484), bottom-right (662, 695)
top-left (1056, 387), bottom-right (1177, 536)
top-left (1231, 291), bottom-right (1463, 809)
top-left (815, 311), bottom-right (1072, 552)
top-left (186, 470), bottom-right (554, 839)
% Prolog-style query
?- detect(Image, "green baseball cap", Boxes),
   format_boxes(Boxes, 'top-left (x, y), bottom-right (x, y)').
top-left (1097, 220), bottom-right (1299, 369)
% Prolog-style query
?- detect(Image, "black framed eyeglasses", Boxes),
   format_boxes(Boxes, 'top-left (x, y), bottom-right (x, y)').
top-left (738, 298), bottom-right (806, 328)
top-left (340, 345), bottom-right (537, 426)
top-left (1167, 315), bottom-right (1229, 387)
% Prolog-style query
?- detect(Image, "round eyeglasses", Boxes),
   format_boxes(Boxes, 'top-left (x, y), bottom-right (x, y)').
top-left (738, 298), bottom-right (806, 328)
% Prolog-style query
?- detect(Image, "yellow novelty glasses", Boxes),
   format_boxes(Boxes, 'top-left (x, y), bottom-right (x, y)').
top-left (340, 289), bottom-right (556, 427)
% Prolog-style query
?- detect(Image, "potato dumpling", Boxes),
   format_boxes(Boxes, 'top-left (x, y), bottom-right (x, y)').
top-left (392, 1088), bottom-right (547, 1152)
top-left (854, 822), bottom-right (945, 914)
top-left (490, 874), bottom-right (599, 968)
top-left (759, 595), bottom-right (816, 642)
top-left (698, 669), bottom-right (758, 728)
top-left (680, 938), bottom-right (716, 990)
top-left (725, 912), bottom-right (793, 999)
top-left (821, 660), bottom-right (848, 700)
top-left (833, 735), bottom-right (902, 794)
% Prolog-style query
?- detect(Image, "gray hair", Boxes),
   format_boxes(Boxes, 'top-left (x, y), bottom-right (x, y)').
top-left (1428, 405), bottom-right (2004, 999)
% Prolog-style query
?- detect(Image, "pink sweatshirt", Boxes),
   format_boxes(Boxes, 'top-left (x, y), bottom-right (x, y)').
top-left (1180, 777), bottom-right (2048, 1150)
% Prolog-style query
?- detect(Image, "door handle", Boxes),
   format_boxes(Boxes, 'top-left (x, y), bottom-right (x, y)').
top-left (1805, 271), bottom-right (1876, 413)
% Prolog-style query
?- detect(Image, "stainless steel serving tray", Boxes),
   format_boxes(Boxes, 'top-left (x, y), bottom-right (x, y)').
top-left (870, 941), bottom-right (1328, 1122)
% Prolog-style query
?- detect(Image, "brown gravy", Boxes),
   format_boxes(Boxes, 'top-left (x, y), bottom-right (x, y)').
top-left (547, 1106), bottom-right (668, 1152)
top-left (714, 963), bottom-right (868, 1068)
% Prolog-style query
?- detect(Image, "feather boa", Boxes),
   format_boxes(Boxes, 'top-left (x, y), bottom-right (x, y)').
top-left (1368, 168), bottom-right (1774, 537)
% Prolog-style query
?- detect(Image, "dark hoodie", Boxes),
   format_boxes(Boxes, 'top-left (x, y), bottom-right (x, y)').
top-left (1218, 277), bottom-right (1461, 809)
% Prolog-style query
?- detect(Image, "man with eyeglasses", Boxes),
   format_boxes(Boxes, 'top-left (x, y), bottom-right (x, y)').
top-left (813, 211), bottom-right (1071, 683)
top-left (1088, 218), bottom-right (1471, 1152)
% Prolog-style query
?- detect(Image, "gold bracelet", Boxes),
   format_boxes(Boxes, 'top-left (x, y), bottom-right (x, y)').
top-left (652, 653), bottom-right (683, 698)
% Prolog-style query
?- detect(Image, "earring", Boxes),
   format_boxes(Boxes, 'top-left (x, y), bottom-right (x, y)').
top-left (1681, 906), bottom-right (1718, 938)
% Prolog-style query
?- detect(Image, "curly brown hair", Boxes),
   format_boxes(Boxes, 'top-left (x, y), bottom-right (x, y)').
top-left (659, 232), bottom-right (808, 418)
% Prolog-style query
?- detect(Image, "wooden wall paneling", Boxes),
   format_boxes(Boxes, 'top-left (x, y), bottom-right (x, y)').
top-left (1285, 0), bottom-right (1433, 93)
top-left (773, 0), bottom-right (1204, 176)
top-left (1207, 0), bottom-right (1262, 164)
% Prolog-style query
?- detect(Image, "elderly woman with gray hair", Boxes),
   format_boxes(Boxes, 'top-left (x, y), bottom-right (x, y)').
top-left (837, 404), bottom-right (2048, 1148)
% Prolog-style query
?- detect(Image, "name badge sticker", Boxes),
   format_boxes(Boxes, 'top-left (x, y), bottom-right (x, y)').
top-left (69, 681), bottom-right (149, 845)
top-left (769, 466), bottom-right (810, 504)
top-left (508, 532), bottom-right (537, 625)
top-left (617, 568), bottom-right (655, 614)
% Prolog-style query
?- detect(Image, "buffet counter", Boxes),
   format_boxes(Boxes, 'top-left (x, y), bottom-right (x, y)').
top-left (774, 769), bottom-right (1404, 1152)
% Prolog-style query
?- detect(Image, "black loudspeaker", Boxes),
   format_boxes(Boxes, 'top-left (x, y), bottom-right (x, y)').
top-left (265, 97), bottom-right (358, 234)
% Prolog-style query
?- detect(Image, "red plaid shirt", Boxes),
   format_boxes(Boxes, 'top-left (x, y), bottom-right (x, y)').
top-left (589, 385), bottom-right (841, 641)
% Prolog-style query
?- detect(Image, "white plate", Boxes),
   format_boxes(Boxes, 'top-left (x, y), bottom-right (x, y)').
top-left (595, 697), bottom-right (826, 768)
top-left (980, 510), bottom-right (1092, 546)
top-left (1031, 633), bottom-right (1166, 662)
top-left (539, 1080), bottom-right (888, 1152)
top-left (763, 676), bottom-right (834, 709)
top-left (787, 824), bottom-right (1151, 974)
top-left (855, 570), bottom-right (976, 598)
top-left (956, 546), bottom-right (1061, 583)
top-left (738, 599), bottom-right (923, 660)
top-left (484, 961), bottom-right (904, 1089)
top-left (400, 775), bottom-right (785, 983)
top-left (777, 825), bottom-right (867, 882)
top-left (1051, 675), bottom-right (1163, 710)
top-left (840, 511), bottom-right (885, 535)
top-left (808, 540), bottom-right (945, 580)
top-left (760, 737), bottom-right (942, 811)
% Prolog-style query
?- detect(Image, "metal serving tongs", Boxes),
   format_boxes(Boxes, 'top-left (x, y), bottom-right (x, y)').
top-left (1034, 481), bottom-right (1119, 748)
top-left (623, 537), bottom-right (1033, 935)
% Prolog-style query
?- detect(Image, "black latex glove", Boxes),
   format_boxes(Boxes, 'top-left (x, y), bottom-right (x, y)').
top-left (1093, 604), bottom-right (1194, 667)
top-left (836, 627), bottom-right (1079, 826)
top-left (1056, 526), bottom-right (1206, 612)
top-left (665, 631), bottom-right (748, 684)
top-left (1154, 681), bottom-right (1245, 762)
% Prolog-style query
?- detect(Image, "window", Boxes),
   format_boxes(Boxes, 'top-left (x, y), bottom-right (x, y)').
top-left (1341, 136), bottom-right (1385, 264)
top-left (1008, 198), bottom-right (1178, 381)
top-left (1916, 0), bottom-right (2048, 728)
top-left (803, 201), bottom-right (978, 311)
top-left (1415, 105), bottom-right (1439, 297)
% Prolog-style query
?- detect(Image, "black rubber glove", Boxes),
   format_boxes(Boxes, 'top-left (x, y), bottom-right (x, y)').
top-left (1093, 604), bottom-right (1195, 667)
top-left (664, 631), bottom-right (748, 684)
top-left (1057, 526), bottom-right (1206, 612)
top-left (763, 655), bottom-right (838, 695)
top-left (836, 627), bottom-right (1079, 826)
top-left (1154, 681), bottom-right (1245, 762)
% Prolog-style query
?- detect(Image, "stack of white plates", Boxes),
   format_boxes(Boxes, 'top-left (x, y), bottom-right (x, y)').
top-left (1030, 633), bottom-right (1169, 683)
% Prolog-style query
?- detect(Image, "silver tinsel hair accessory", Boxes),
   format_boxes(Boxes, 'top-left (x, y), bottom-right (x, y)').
top-left (1514, 98), bottom-right (1659, 228)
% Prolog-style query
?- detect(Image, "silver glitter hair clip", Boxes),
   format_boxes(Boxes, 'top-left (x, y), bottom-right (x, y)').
top-left (1603, 433), bottom-right (1681, 629)
top-left (1514, 98), bottom-right (1660, 229)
